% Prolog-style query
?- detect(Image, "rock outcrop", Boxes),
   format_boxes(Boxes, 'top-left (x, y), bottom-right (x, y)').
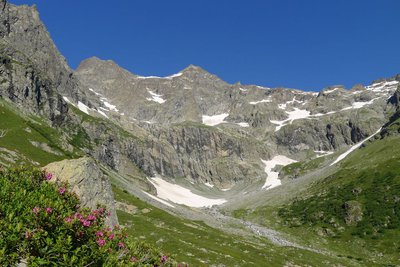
top-left (44, 157), bottom-right (118, 227)
top-left (1, 1), bottom-right (400, 191)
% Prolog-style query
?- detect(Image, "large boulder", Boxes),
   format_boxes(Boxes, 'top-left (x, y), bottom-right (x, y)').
top-left (44, 157), bottom-right (118, 227)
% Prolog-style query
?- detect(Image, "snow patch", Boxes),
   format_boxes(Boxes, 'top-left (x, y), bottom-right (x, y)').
top-left (341, 97), bottom-right (381, 111)
top-left (314, 150), bottom-right (334, 158)
top-left (249, 99), bottom-right (272, 105)
top-left (101, 100), bottom-right (119, 112)
top-left (202, 113), bottom-right (229, 126)
top-left (236, 122), bottom-right (250, 127)
top-left (89, 88), bottom-right (102, 96)
top-left (322, 88), bottom-right (340, 94)
top-left (147, 176), bottom-right (226, 207)
top-left (278, 97), bottom-right (302, 110)
top-left (137, 72), bottom-right (183, 80)
top-left (261, 156), bottom-right (297, 189)
top-left (62, 96), bottom-right (76, 107)
top-left (204, 182), bottom-right (214, 188)
top-left (270, 108), bottom-right (311, 131)
top-left (77, 101), bottom-right (90, 115)
top-left (97, 109), bottom-right (108, 118)
top-left (330, 128), bottom-right (382, 166)
top-left (142, 191), bottom-right (175, 208)
top-left (365, 81), bottom-right (399, 93)
top-left (146, 90), bottom-right (166, 104)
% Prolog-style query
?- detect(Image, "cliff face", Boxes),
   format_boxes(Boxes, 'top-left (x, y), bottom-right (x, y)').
top-left (1, 0), bottom-right (399, 191)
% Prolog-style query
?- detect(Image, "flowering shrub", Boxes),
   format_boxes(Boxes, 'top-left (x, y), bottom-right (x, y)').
top-left (0, 167), bottom-right (175, 266)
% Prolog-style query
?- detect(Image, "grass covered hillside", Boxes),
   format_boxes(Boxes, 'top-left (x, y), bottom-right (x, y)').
top-left (0, 99), bottom-right (80, 166)
top-left (233, 136), bottom-right (400, 266)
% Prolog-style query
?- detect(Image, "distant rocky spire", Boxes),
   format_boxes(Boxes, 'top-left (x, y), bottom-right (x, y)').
top-left (1, 0), bottom-right (7, 12)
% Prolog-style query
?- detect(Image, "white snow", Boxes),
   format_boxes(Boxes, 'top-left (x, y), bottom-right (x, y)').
top-left (366, 81), bottom-right (399, 92)
top-left (77, 101), bottom-right (90, 115)
top-left (249, 99), bottom-right (272, 105)
top-left (142, 191), bottom-right (175, 208)
top-left (236, 122), bottom-right (250, 127)
top-left (97, 109), bottom-right (108, 118)
top-left (330, 127), bottom-right (382, 166)
top-left (137, 72), bottom-right (183, 80)
top-left (147, 176), bottom-right (226, 208)
top-left (202, 113), bottom-right (229, 126)
top-left (239, 87), bottom-right (248, 92)
top-left (277, 97), bottom-right (302, 110)
top-left (62, 96), bottom-right (76, 107)
top-left (99, 97), bottom-right (119, 112)
top-left (322, 88), bottom-right (340, 94)
top-left (261, 155), bottom-right (297, 189)
top-left (89, 88), bottom-right (102, 96)
top-left (270, 108), bottom-right (311, 131)
top-left (278, 103), bottom-right (287, 110)
top-left (221, 188), bottom-right (231, 191)
top-left (311, 110), bottom-right (338, 117)
top-left (314, 150), bottom-right (334, 158)
top-left (146, 90), bottom-right (166, 104)
top-left (204, 182), bottom-right (214, 188)
top-left (341, 97), bottom-right (381, 111)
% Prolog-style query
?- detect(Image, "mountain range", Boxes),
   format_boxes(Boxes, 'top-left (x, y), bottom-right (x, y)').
top-left (1, 1), bottom-right (399, 266)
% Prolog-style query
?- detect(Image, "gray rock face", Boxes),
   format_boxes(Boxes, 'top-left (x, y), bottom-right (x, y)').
top-left (44, 157), bottom-right (118, 227)
top-left (1, 1), bottom-right (400, 192)
top-left (0, 1), bottom-right (100, 124)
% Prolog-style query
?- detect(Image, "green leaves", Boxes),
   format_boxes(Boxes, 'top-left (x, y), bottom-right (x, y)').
top-left (0, 166), bottom-right (174, 266)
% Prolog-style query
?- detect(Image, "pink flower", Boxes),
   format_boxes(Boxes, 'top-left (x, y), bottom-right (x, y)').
top-left (87, 214), bottom-right (96, 221)
top-left (107, 211), bottom-right (111, 217)
top-left (44, 172), bottom-right (52, 180)
top-left (74, 213), bottom-right (83, 219)
top-left (108, 233), bottom-right (115, 240)
top-left (58, 187), bottom-right (66, 195)
top-left (130, 257), bottom-right (137, 262)
top-left (45, 207), bottom-right (52, 214)
top-left (95, 231), bottom-right (104, 237)
top-left (97, 239), bottom-right (106, 247)
top-left (118, 242), bottom-right (125, 248)
top-left (64, 217), bottom-right (72, 223)
top-left (81, 220), bottom-right (91, 227)
top-left (25, 231), bottom-right (31, 239)
top-left (32, 207), bottom-right (40, 214)
top-left (161, 255), bottom-right (168, 263)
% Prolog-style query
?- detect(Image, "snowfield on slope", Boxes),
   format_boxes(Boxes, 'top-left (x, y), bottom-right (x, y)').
top-left (148, 176), bottom-right (226, 207)
top-left (261, 156), bottom-right (297, 189)
top-left (146, 90), bottom-right (166, 104)
top-left (330, 127), bottom-right (382, 166)
top-left (202, 113), bottom-right (229, 126)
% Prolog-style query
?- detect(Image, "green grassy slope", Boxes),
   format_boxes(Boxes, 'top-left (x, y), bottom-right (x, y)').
top-left (112, 185), bottom-right (357, 267)
top-left (0, 99), bottom-right (79, 166)
top-left (233, 136), bottom-right (400, 266)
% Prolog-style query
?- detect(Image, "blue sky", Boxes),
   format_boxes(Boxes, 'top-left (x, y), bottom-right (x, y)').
top-left (10, 0), bottom-right (400, 91)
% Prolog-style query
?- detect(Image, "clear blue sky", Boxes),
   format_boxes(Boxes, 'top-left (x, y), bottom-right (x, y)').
top-left (10, 0), bottom-right (400, 91)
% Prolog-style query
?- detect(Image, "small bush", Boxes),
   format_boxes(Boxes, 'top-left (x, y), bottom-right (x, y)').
top-left (0, 166), bottom-right (174, 266)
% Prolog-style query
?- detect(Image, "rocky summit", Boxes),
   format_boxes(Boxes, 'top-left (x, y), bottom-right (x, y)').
top-left (1, 1), bottom-right (400, 266)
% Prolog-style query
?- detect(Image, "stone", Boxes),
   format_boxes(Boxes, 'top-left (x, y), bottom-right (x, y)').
top-left (44, 157), bottom-right (118, 227)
